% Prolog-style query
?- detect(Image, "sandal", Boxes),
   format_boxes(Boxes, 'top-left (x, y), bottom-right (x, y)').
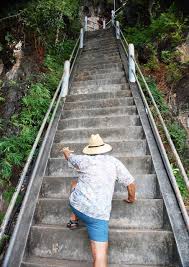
top-left (67, 219), bottom-right (79, 230)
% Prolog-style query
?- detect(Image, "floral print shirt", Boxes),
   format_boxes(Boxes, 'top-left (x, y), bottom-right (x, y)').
top-left (68, 154), bottom-right (135, 220)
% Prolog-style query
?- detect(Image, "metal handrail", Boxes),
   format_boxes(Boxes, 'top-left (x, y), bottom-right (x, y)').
top-left (120, 29), bottom-right (129, 48)
top-left (131, 54), bottom-right (189, 190)
top-left (69, 37), bottom-right (80, 63)
top-left (133, 70), bottom-right (189, 231)
top-left (106, 1), bottom-right (128, 26)
top-left (0, 32), bottom-right (82, 243)
top-left (115, 0), bottom-right (128, 14)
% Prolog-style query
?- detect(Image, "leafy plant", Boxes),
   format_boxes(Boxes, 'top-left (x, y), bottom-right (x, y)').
top-left (0, 52), bottom-right (65, 185)
top-left (172, 166), bottom-right (189, 200)
top-left (141, 77), bottom-right (169, 115)
top-left (167, 122), bottom-right (187, 154)
top-left (0, 212), bottom-right (5, 225)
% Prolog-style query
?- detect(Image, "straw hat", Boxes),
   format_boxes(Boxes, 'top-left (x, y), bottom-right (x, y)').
top-left (83, 134), bottom-right (112, 155)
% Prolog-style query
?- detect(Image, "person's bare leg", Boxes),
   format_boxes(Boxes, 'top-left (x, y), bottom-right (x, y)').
top-left (90, 240), bottom-right (108, 267)
top-left (70, 180), bottom-right (78, 221)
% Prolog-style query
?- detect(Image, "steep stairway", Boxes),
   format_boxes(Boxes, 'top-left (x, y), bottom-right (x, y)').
top-left (13, 29), bottom-right (186, 266)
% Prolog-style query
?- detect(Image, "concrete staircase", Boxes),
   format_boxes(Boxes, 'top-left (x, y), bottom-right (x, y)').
top-left (21, 29), bottom-right (179, 266)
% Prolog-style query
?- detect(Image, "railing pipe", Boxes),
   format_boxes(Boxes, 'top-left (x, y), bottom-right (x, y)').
top-left (80, 28), bottom-right (84, 49)
top-left (132, 54), bottom-right (189, 190)
top-left (103, 20), bottom-right (106, 29)
top-left (120, 29), bottom-right (129, 48)
top-left (115, 1), bottom-right (128, 14)
top-left (61, 60), bottom-right (70, 97)
top-left (69, 37), bottom-right (80, 62)
top-left (116, 21), bottom-right (120, 39)
top-left (129, 44), bottom-right (136, 83)
top-left (84, 16), bottom-right (88, 32)
top-left (111, 10), bottom-right (115, 26)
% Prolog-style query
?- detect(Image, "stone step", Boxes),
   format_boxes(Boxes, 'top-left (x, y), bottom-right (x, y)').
top-left (85, 37), bottom-right (117, 43)
top-left (54, 126), bottom-right (145, 143)
top-left (74, 71), bottom-right (125, 82)
top-left (28, 226), bottom-right (175, 265)
top-left (46, 156), bottom-right (153, 177)
top-left (50, 140), bottom-right (148, 158)
top-left (75, 66), bottom-right (123, 76)
top-left (79, 58), bottom-right (122, 67)
top-left (84, 41), bottom-right (117, 49)
top-left (86, 29), bottom-right (113, 36)
top-left (34, 199), bottom-right (164, 229)
top-left (41, 174), bottom-right (159, 199)
top-left (70, 84), bottom-right (127, 94)
top-left (83, 46), bottom-right (119, 53)
top-left (22, 256), bottom-right (176, 267)
top-left (79, 55), bottom-right (121, 64)
top-left (78, 62), bottom-right (123, 71)
top-left (80, 52), bottom-right (120, 61)
top-left (66, 90), bottom-right (131, 102)
top-left (85, 37), bottom-right (116, 44)
top-left (62, 106), bottom-right (137, 119)
top-left (64, 97), bottom-right (134, 110)
top-left (57, 115), bottom-right (140, 130)
top-left (71, 77), bottom-right (127, 87)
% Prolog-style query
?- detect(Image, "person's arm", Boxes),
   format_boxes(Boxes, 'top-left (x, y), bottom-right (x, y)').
top-left (114, 158), bottom-right (136, 203)
top-left (62, 147), bottom-right (86, 171)
top-left (62, 147), bottom-right (74, 160)
top-left (125, 183), bottom-right (136, 203)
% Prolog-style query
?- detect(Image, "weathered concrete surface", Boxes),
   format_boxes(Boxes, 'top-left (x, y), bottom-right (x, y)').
top-left (46, 156), bottom-right (153, 176)
top-left (51, 140), bottom-right (147, 157)
top-left (57, 115), bottom-right (140, 130)
top-left (62, 106), bottom-right (136, 119)
top-left (35, 199), bottom-right (164, 229)
top-left (21, 256), bottom-right (176, 267)
top-left (54, 126), bottom-right (145, 143)
top-left (28, 226), bottom-right (175, 265)
top-left (64, 97), bottom-right (134, 109)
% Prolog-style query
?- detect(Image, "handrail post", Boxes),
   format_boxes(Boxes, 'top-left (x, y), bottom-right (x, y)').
top-left (61, 60), bottom-right (70, 97)
top-left (116, 21), bottom-right (120, 39)
top-left (84, 16), bottom-right (88, 32)
top-left (103, 19), bottom-right (106, 29)
top-left (129, 44), bottom-right (136, 83)
top-left (80, 28), bottom-right (84, 49)
top-left (111, 10), bottom-right (115, 25)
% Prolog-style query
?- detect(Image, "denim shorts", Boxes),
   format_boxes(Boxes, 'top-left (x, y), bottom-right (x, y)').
top-left (70, 205), bottom-right (109, 242)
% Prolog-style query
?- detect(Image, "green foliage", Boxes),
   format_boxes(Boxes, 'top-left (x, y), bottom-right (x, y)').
top-left (167, 122), bottom-right (187, 154)
top-left (0, 234), bottom-right (9, 252)
top-left (22, 0), bottom-right (80, 46)
top-left (0, 212), bottom-right (5, 225)
top-left (141, 77), bottom-right (169, 115)
top-left (3, 187), bottom-right (15, 203)
top-left (166, 62), bottom-right (183, 86)
top-left (54, 39), bottom-right (76, 61)
top-left (124, 9), bottom-right (186, 75)
top-left (172, 166), bottom-right (189, 200)
top-left (125, 11), bottom-right (185, 47)
top-left (0, 52), bottom-right (64, 185)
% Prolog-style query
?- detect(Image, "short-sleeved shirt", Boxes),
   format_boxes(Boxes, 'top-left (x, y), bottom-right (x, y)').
top-left (68, 154), bottom-right (135, 220)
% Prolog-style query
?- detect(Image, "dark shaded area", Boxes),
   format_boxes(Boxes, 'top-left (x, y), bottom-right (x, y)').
top-left (0, 0), bottom-right (32, 17)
